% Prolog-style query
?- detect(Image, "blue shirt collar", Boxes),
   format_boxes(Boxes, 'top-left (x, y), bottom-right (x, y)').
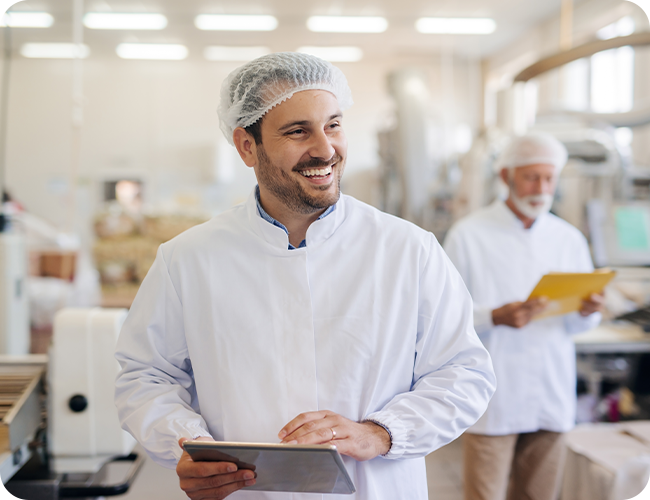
top-left (254, 185), bottom-right (336, 249)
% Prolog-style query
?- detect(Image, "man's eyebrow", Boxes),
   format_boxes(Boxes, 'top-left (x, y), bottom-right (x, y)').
top-left (278, 120), bottom-right (310, 132)
top-left (277, 114), bottom-right (343, 132)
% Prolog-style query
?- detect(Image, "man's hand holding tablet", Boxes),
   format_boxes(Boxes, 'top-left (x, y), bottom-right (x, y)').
top-left (176, 436), bottom-right (256, 500)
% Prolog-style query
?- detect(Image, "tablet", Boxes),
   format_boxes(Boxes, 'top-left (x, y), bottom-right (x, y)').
top-left (183, 441), bottom-right (356, 495)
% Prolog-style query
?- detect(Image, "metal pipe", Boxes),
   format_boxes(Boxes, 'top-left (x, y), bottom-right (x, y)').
top-left (560, 0), bottom-right (574, 51)
top-left (514, 32), bottom-right (650, 82)
top-left (67, 0), bottom-right (84, 233)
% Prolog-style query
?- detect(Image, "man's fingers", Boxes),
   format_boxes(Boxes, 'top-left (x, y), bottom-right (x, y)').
top-left (285, 423), bottom-right (338, 444)
top-left (524, 297), bottom-right (547, 310)
top-left (189, 478), bottom-right (256, 500)
top-left (579, 292), bottom-right (605, 316)
top-left (181, 469), bottom-right (255, 493)
top-left (178, 460), bottom-right (239, 478)
top-left (278, 411), bottom-right (331, 440)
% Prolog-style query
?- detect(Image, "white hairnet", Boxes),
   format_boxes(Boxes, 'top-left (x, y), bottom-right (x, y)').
top-left (218, 52), bottom-right (354, 145)
top-left (494, 133), bottom-right (568, 173)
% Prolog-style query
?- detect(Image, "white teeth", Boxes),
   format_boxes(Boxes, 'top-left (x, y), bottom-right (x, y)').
top-left (300, 165), bottom-right (332, 177)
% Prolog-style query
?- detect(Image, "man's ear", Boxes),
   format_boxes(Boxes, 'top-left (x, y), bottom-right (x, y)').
top-left (499, 168), bottom-right (510, 185)
top-left (233, 127), bottom-right (258, 168)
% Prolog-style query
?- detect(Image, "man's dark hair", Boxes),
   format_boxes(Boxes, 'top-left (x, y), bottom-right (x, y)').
top-left (244, 119), bottom-right (263, 145)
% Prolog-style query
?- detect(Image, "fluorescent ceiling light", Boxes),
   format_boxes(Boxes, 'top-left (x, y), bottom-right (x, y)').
top-left (306, 16), bottom-right (388, 33)
top-left (20, 43), bottom-right (89, 59)
top-left (195, 14), bottom-right (278, 31)
top-left (0, 12), bottom-right (54, 28)
top-left (83, 13), bottom-right (168, 30)
top-left (116, 43), bottom-right (188, 60)
top-left (298, 46), bottom-right (363, 62)
top-left (204, 46), bottom-right (270, 61)
top-left (415, 17), bottom-right (496, 34)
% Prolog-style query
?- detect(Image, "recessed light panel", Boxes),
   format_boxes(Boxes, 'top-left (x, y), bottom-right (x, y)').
top-left (195, 15), bottom-right (278, 31)
top-left (116, 43), bottom-right (188, 60)
top-left (0, 12), bottom-right (54, 28)
top-left (297, 46), bottom-right (363, 62)
top-left (20, 43), bottom-right (90, 59)
top-left (203, 46), bottom-right (271, 61)
top-left (415, 17), bottom-right (496, 34)
top-left (306, 16), bottom-right (388, 33)
top-left (83, 13), bottom-right (168, 30)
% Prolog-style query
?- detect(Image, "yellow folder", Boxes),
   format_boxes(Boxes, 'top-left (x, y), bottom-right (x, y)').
top-left (527, 269), bottom-right (616, 319)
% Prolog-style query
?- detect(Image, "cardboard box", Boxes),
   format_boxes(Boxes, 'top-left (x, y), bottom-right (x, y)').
top-left (39, 252), bottom-right (76, 281)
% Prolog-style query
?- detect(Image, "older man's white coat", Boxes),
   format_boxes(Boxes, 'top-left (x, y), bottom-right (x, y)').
top-left (115, 192), bottom-right (495, 500)
top-left (444, 200), bottom-right (600, 436)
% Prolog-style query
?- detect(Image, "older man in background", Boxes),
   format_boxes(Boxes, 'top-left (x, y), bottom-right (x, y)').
top-left (444, 133), bottom-right (604, 500)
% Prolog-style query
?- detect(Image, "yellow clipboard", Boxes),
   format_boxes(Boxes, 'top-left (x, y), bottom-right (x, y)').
top-left (527, 269), bottom-right (616, 319)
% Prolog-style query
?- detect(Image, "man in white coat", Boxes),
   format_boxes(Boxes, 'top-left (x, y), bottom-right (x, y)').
top-left (115, 52), bottom-right (496, 500)
top-left (444, 133), bottom-right (604, 500)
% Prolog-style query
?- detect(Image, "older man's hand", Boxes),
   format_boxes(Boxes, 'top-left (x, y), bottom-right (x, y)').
top-left (579, 292), bottom-right (605, 317)
top-left (492, 298), bottom-right (548, 328)
top-left (278, 410), bottom-right (391, 461)
top-left (176, 437), bottom-right (256, 500)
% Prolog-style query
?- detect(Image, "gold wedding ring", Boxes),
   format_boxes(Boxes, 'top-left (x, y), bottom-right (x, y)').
top-left (331, 428), bottom-right (337, 439)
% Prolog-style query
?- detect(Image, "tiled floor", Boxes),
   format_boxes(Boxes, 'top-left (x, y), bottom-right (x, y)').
top-left (119, 440), bottom-right (465, 499)
top-left (115, 448), bottom-right (187, 500)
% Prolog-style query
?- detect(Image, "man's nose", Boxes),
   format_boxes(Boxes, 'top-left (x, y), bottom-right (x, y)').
top-left (308, 129), bottom-right (336, 160)
top-left (529, 178), bottom-right (550, 195)
top-left (540, 178), bottom-right (555, 194)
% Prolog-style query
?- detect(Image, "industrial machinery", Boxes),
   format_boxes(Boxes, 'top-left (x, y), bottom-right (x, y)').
top-left (1, 308), bottom-right (142, 499)
top-left (378, 68), bottom-right (457, 240)
top-left (49, 308), bottom-right (136, 472)
top-left (0, 1), bottom-right (140, 492)
top-left (446, 31), bottom-right (650, 258)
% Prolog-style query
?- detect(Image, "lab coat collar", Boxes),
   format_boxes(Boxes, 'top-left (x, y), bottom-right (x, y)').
top-left (494, 199), bottom-right (548, 232)
top-left (245, 188), bottom-right (346, 250)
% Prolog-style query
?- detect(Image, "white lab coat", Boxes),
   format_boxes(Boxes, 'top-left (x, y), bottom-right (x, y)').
top-left (115, 191), bottom-right (496, 500)
top-left (443, 200), bottom-right (601, 436)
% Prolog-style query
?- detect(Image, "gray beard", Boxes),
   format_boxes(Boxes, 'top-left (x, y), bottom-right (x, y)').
top-left (507, 176), bottom-right (553, 219)
top-left (256, 146), bottom-right (343, 215)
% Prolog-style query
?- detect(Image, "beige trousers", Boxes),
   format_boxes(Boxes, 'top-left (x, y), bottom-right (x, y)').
top-left (463, 431), bottom-right (567, 500)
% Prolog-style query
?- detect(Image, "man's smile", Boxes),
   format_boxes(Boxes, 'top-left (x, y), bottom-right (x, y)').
top-left (292, 155), bottom-right (342, 187)
top-left (298, 165), bottom-right (333, 178)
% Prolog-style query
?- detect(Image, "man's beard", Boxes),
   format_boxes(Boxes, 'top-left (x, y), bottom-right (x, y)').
top-left (509, 184), bottom-right (553, 219)
top-left (256, 146), bottom-right (343, 215)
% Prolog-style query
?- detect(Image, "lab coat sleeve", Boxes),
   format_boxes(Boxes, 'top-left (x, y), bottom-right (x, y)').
top-left (564, 311), bottom-right (602, 334)
top-left (443, 227), bottom-right (494, 335)
top-left (115, 246), bottom-right (212, 469)
top-left (366, 234), bottom-right (496, 460)
top-left (563, 232), bottom-right (602, 335)
top-left (472, 306), bottom-right (495, 335)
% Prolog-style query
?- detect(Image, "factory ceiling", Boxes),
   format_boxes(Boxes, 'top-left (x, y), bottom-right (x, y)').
top-left (5, 0), bottom-right (572, 59)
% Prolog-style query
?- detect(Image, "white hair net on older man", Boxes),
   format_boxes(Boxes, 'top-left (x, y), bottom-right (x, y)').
top-left (217, 52), bottom-right (354, 145)
top-left (494, 133), bottom-right (568, 174)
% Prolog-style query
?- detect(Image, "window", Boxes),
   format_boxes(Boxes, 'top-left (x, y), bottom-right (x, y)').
top-left (591, 17), bottom-right (635, 113)
top-left (563, 58), bottom-right (590, 110)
